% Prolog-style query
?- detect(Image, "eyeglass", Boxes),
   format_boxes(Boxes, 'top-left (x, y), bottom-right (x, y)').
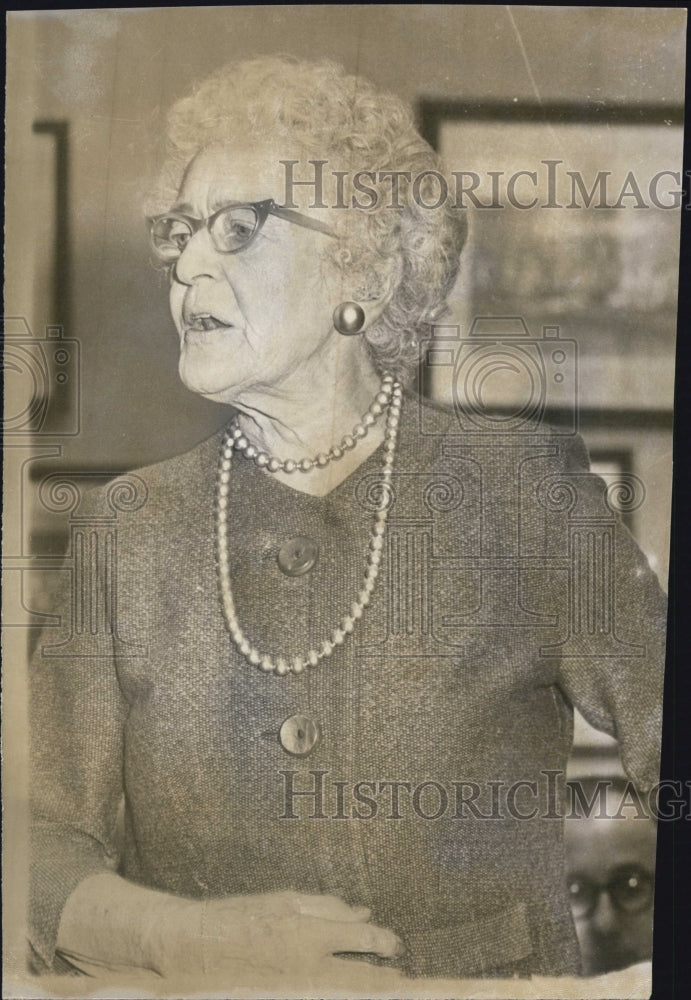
top-left (148, 198), bottom-right (336, 262)
top-left (567, 865), bottom-right (654, 918)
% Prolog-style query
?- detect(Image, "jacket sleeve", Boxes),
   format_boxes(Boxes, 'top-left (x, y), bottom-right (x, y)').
top-left (547, 432), bottom-right (668, 791)
top-left (29, 492), bottom-right (128, 971)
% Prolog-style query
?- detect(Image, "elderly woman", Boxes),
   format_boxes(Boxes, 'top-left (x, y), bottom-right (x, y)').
top-left (29, 57), bottom-right (666, 988)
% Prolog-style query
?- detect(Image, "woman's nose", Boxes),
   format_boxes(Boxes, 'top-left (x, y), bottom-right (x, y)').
top-left (172, 229), bottom-right (223, 286)
top-left (590, 890), bottom-right (618, 935)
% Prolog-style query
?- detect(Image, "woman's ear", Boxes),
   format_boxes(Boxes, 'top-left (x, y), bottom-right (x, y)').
top-left (351, 260), bottom-right (400, 329)
top-left (359, 282), bottom-right (395, 328)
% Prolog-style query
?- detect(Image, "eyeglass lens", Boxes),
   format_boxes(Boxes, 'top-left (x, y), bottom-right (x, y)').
top-left (210, 206), bottom-right (260, 252)
top-left (151, 205), bottom-right (262, 260)
top-left (151, 218), bottom-right (195, 260)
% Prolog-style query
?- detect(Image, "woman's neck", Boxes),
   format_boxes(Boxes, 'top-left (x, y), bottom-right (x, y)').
top-left (230, 346), bottom-right (388, 497)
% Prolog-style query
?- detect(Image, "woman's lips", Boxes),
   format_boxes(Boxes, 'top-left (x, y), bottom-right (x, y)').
top-left (183, 314), bottom-right (235, 340)
top-left (185, 314), bottom-right (231, 332)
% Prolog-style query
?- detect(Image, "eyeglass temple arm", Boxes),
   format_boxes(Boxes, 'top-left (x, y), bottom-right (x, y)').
top-left (269, 202), bottom-right (336, 238)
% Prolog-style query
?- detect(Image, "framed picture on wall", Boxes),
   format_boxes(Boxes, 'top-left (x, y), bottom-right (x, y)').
top-left (419, 103), bottom-right (682, 417)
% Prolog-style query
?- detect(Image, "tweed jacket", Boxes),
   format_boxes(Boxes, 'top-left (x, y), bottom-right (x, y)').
top-left (30, 392), bottom-right (667, 979)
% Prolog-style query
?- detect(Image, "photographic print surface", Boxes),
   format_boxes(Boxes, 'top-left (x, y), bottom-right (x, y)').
top-left (3, 6), bottom-right (685, 998)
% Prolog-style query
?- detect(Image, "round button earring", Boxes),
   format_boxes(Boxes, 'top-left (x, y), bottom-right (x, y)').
top-left (333, 301), bottom-right (365, 336)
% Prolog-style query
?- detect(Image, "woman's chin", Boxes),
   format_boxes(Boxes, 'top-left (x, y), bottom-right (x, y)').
top-left (178, 359), bottom-right (238, 402)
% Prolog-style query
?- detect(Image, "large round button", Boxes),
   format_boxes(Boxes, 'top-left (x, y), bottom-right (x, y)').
top-left (279, 714), bottom-right (321, 757)
top-left (277, 536), bottom-right (319, 576)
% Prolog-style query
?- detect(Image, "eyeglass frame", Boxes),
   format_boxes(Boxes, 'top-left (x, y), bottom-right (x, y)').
top-left (566, 865), bottom-right (655, 919)
top-left (148, 198), bottom-right (337, 261)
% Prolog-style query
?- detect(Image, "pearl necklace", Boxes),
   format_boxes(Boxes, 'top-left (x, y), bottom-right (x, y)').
top-left (216, 378), bottom-right (403, 675)
top-left (229, 374), bottom-right (395, 472)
